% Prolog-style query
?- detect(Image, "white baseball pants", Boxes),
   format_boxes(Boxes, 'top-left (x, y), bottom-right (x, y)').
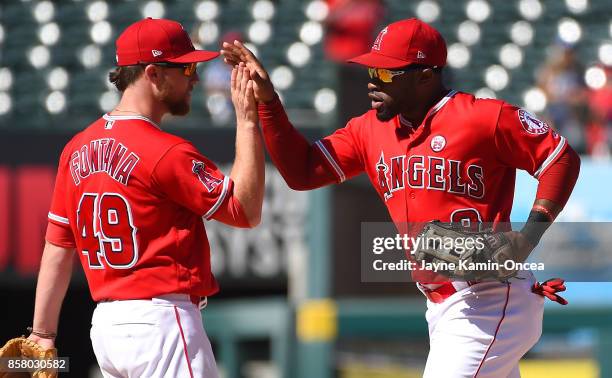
top-left (90, 294), bottom-right (218, 378)
top-left (423, 274), bottom-right (545, 378)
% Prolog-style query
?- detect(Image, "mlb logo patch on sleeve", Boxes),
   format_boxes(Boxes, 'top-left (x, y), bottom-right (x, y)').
top-left (192, 160), bottom-right (222, 192)
top-left (517, 109), bottom-right (550, 135)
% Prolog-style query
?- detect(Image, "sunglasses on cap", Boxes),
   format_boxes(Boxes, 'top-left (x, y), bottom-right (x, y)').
top-left (141, 62), bottom-right (198, 77)
top-left (368, 65), bottom-right (439, 83)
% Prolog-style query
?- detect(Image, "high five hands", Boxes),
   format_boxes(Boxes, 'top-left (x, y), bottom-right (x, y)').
top-left (221, 40), bottom-right (276, 103)
top-left (230, 62), bottom-right (258, 127)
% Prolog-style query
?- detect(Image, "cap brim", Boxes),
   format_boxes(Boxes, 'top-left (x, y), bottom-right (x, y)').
top-left (347, 52), bottom-right (411, 69)
top-left (166, 50), bottom-right (220, 63)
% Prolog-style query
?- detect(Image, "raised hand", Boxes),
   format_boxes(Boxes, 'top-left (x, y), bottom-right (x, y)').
top-left (222, 40), bottom-right (275, 103)
top-left (231, 63), bottom-right (258, 127)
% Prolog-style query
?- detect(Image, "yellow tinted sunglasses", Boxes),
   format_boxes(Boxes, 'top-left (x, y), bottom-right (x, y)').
top-left (368, 67), bottom-right (406, 83)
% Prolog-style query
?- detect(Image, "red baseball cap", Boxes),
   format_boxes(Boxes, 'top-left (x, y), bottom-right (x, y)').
top-left (115, 18), bottom-right (219, 66)
top-left (348, 18), bottom-right (446, 69)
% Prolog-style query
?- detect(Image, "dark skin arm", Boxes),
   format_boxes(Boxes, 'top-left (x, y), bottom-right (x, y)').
top-left (509, 143), bottom-right (580, 263)
top-left (505, 199), bottom-right (560, 263)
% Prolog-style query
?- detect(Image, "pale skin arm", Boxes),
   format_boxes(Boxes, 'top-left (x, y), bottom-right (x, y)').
top-left (229, 63), bottom-right (265, 227)
top-left (27, 241), bottom-right (75, 350)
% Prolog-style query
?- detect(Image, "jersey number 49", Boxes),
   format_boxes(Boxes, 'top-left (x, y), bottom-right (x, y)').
top-left (77, 193), bottom-right (139, 269)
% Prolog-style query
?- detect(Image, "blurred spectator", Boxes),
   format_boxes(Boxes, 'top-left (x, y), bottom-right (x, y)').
top-left (537, 43), bottom-right (589, 153)
top-left (324, 0), bottom-right (383, 62)
top-left (585, 66), bottom-right (612, 159)
top-left (203, 31), bottom-right (243, 126)
top-left (324, 0), bottom-right (384, 125)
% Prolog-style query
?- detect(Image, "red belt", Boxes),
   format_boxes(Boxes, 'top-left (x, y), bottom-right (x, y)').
top-left (421, 284), bottom-right (457, 303)
top-left (418, 281), bottom-right (476, 303)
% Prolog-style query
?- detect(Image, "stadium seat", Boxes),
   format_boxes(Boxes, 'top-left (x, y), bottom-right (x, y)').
top-left (0, 0), bottom-right (608, 129)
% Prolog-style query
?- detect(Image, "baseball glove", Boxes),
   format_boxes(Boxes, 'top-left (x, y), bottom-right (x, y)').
top-left (0, 337), bottom-right (57, 378)
top-left (413, 221), bottom-right (518, 281)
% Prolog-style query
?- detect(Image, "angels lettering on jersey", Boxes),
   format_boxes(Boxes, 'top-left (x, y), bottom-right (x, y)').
top-left (375, 151), bottom-right (484, 201)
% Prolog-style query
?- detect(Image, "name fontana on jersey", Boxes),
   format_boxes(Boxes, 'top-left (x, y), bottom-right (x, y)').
top-left (375, 153), bottom-right (485, 200)
top-left (69, 138), bottom-right (140, 186)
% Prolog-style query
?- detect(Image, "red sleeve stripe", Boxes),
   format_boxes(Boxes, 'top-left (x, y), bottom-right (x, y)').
top-left (314, 140), bottom-right (346, 182)
top-left (204, 176), bottom-right (230, 220)
top-left (534, 136), bottom-right (566, 178)
top-left (48, 212), bottom-right (69, 225)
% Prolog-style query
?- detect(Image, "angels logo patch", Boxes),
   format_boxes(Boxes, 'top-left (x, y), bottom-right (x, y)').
top-left (192, 160), bottom-right (222, 192)
top-left (518, 109), bottom-right (550, 135)
top-left (430, 135), bottom-right (446, 152)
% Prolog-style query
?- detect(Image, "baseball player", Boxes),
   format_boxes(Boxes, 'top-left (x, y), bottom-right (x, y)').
top-left (222, 18), bottom-right (580, 377)
top-left (25, 18), bottom-right (263, 378)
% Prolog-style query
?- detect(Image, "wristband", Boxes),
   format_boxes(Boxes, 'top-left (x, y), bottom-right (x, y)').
top-left (27, 327), bottom-right (57, 339)
top-left (520, 210), bottom-right (552, 246)
top-left (531, 204), bottom-right (555, 221)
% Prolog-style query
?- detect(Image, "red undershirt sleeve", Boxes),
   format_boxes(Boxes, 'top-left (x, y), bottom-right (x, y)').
top-left (535, 145), bottom-right (580, 207)
top-left (258, 95), bottom-right (364, 189)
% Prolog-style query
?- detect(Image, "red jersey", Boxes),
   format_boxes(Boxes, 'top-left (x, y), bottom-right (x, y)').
top-left (315, 90), bottom-right (566, 224)
top-left (259, 90), bottom-right (568, 284)
top-left (46, 114), bottom-right (232, 301)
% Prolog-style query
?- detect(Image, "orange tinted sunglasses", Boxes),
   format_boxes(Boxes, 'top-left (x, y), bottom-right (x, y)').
top-left (148, 62), bottom-right (198, 77)
top-left (368, 67), bottom-right (405, 83)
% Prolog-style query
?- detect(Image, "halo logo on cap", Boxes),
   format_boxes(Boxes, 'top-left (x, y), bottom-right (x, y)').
top-left (347, 18), bottom-right (447, 69)
top-left (372, 27), bottom-right (388, 51)
top-left (152, 49), bottom-right (163, 57)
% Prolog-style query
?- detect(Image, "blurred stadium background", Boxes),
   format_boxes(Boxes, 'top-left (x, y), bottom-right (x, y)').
top-left (0, 0), bottom-right (611, 377)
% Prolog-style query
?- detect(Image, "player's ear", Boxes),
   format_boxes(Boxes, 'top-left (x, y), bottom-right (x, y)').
top-left (417, 67), bottom-right (435, 85)
top-left (143, 64), bottom-right (163, 85)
